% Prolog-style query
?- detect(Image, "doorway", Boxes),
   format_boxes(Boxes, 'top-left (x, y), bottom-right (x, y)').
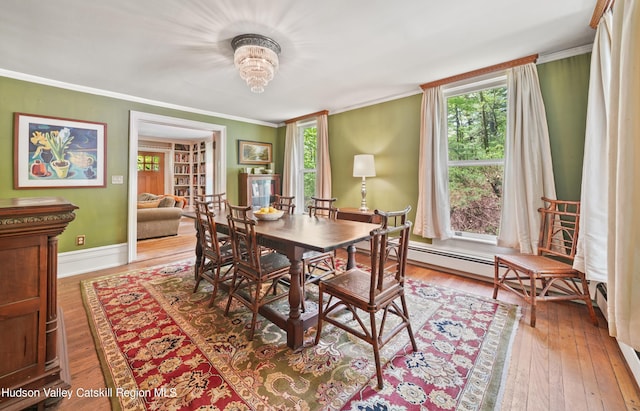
top-left (128, 111), bottom-right (227, 263)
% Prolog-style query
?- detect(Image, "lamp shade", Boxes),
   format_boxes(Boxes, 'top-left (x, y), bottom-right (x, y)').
top-left (353, 154), bottom-right (376, 177)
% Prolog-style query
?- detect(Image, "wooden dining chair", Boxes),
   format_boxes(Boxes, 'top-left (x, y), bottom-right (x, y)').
top-left (197, 193), bottom-right (229, 242)
top-left (198, 192), bottom-right (226, 209)
top-left (224, 203), bottom-right (291, 340)
top-left (314, 221), bottom-right (417, 389)
top-left (493, 197), bottom-right (598, 327)
top-left (307, 196), bottom-right (338, 218)
top-left (273, 194), bottom-right (296, 214)
top-left (192, 200), bottom-right (235, 306)
top-left (375, 206), bottom-right (411, 260)
top-left (300, 196), bottom-right (339, 311)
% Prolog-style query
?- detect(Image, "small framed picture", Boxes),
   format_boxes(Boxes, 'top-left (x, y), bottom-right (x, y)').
top-left (14, 113), bottom-right (107, 188)
top-left (238, 140), bottom-right (272, 165)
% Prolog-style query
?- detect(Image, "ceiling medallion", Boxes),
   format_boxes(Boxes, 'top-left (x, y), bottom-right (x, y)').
top-left (231, 34), bottom-right (281, 93)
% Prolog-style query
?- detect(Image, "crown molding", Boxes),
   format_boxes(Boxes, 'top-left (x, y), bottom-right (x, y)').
top-left (0, 69), bottom-right (279, 128)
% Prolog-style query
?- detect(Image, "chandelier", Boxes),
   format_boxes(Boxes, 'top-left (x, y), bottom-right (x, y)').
top-left (231, 34), bottom-right (281, 93)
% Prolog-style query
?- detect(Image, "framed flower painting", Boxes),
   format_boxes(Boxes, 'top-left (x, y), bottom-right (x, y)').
top-left (14, 113), bottom-right (107, 188)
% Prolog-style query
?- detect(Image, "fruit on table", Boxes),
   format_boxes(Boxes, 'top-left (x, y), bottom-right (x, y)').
top-left (258, 206), bottom-right (280, 214)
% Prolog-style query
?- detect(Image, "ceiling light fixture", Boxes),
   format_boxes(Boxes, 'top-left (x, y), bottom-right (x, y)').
top-left (231, 34), bottom-right (281, 94)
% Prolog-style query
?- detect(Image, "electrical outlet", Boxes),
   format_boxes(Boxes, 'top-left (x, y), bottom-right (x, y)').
top-left (76, 235), bottom-right (85, 246)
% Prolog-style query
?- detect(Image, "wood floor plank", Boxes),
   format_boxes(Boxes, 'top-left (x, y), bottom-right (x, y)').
top-left (547, 304), bottom-right (567, 411)
top-left (528, 300), bottom-right (551, 411)
top-left (52, 226), bottom-right (640, 411)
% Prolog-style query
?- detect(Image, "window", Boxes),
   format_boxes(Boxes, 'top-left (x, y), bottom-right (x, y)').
top-left (137, 154), bottom-right (160, 171)
top-left (445, 76), bottom-right (507, 240)
top-left (298, 120), bottom-right (318, 210)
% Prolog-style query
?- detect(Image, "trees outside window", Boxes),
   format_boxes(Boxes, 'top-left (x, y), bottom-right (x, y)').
top-left (298, 121), bottom-right (318, 210)
top-left (137, 154), bottom-right (160, 171)
top-left (446, 81), bottom-right (507, 238)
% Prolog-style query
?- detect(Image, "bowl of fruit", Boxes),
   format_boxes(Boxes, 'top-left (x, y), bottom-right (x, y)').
top-left (253, 206), bottom-right (285, 221)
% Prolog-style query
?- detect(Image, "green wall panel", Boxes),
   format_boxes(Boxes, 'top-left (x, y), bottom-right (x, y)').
top-left (537, 53), bottom-right (591, 201)
top-left (328, 94), bottom-right (422, 221)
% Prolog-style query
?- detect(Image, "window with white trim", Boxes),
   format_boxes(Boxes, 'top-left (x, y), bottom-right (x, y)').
top-left (444, 75), bottom-right (507, 241)
top-left (298, 120), bottom-right (318, 210)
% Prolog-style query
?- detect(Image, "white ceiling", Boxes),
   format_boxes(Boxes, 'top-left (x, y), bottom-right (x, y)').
top-left (1, 0), bottom-right (596, 128)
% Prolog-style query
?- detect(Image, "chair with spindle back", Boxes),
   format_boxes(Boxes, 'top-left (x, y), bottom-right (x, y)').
top-left (273, 194), bottom-right (296, 214)
top-left (314, 221), bottom-right (417, 389)
top-left (192, 200), bottom-right (234, 306)
top-left (493, 197), bottom-right (598, 327)
top-left (224, 203), bottom-right (291, 340)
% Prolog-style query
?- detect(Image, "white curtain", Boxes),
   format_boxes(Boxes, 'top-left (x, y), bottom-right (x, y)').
top-left (607, 0), bottom-right (640, 351)
top-left (573, 10), bottom-right (613, 283)
top-left (497, 63), bottom-right (557, 254)
top-left (316, 113), bottom-right (332, 198)
top-left (282, 122), bottom-right (300, 203)
top-left (413, 86), bottom-right (452, 239)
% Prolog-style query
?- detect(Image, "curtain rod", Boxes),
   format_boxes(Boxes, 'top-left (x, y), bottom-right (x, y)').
top-left (284, 110), bottom-right (329, 124)
top-left (590, 0), bottom-right (614, 29)
top-left (419, 54), bottom-right (538, 90)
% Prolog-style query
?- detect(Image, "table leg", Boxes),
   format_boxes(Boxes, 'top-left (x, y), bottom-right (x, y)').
top-left (285, 247), bottom-right (304, 349)
top-left (346, 244), bottom-right (357, 269)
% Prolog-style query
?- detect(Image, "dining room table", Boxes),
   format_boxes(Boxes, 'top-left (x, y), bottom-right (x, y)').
top-left (183, 208), bottom-right (380, 350)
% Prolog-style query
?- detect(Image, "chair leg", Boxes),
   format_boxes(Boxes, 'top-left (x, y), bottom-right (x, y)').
top-left (224, 269), bottom-right (239, 316)
top-left (400, 294), bottom-right (418, 352)
top-left (370, 312), bottom-right (384, 389)
top-left (492, 258), bottom-right (500, 299)
top-left (193, 261), bottom-right (205, 293)
top-left (580, 276), bottom-right (599, 326)
top-left (530, 274), bottom-right (537, 327)
top-left (314, 287), bottom-right (324, 345)
top-left (248, 281), bottom-right (261, 341)
top-left (207, 266), bottom-right (219, 308)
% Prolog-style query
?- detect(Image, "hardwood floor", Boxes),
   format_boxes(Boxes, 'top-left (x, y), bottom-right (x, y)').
top-left (55, 217), bottom-right (640, 410)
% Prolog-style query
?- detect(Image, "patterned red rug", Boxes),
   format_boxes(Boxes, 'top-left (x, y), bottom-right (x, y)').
top-left (81, 260), bottom-right (520, 410)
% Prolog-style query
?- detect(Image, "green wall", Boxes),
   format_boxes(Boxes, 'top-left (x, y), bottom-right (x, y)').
top-left (1, 53), bottom-right (590, 252)
top-left (327, 94), bottom-right (422, 225)
top-left (537, 53), bottom-right (591, 201)
top-left (0, 77), bottom-right (278, 252)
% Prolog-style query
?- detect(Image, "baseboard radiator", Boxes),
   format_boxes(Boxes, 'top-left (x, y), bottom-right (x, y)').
top-left (596, 283), bottom-right (640, 389)
top-left (406, 242), bottom-right (496, 280)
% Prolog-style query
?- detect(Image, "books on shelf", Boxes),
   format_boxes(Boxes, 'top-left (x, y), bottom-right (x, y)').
top-left (172, 141), bottom-right (210, 206)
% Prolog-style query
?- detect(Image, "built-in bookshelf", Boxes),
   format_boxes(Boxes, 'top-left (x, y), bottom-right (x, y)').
top-left (172, 141), bottom-right (209, 205)
top-left (192, 141), bottom-right (207, 199)
top-left (173, 143), bottom-right (192, 202)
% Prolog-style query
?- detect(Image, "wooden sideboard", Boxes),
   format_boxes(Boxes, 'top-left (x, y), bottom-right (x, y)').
top-left (0, 197), bottom-right (77, 411)
top-left (336, 207), bottom-right (383, 224)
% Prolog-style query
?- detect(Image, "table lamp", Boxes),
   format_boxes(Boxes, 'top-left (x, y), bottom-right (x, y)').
top-left (353, 154), bottom-right (376, 211)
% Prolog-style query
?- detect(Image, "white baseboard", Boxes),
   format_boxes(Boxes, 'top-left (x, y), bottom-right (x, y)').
top-left (57, 243), bottom-right (128, 278)
top-left (596, 286), bottom-right (640, 389)
top-left (619, 342), bottom-right (640, 390)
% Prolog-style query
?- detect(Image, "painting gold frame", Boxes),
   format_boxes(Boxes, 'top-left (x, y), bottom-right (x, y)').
top-left (238, 140), bottom-right (272, 165)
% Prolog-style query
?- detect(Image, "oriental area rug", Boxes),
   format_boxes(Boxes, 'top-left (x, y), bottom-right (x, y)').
top-left (81, 259), bottom-right (520, 411)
